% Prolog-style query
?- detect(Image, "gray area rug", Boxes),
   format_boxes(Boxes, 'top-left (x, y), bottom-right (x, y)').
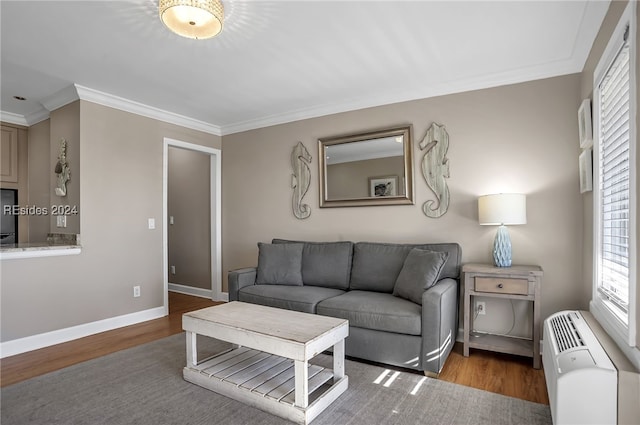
top-left (1, 334), bottom-right (551, 425)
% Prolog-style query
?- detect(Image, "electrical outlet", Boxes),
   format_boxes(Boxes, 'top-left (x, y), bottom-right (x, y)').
top-left (56, 215), bottom-right (66, 228)
top-left (477, 301), bottom-right (486, 315)
top-left (133, 285), bottom-right (141, 298)
top-left (170, 265), bottom-right (176, 275)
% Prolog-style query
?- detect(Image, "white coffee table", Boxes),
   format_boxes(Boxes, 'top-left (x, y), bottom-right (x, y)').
top-left (182, 301), bottom-right (349, 425)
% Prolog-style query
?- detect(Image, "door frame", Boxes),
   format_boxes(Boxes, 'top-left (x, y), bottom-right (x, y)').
top-left (162, 138), bottom-right (224, 315)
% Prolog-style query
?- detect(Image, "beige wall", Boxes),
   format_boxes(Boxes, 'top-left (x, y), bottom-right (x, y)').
top-left (222, 74), bottom-right (583, 331)
top-left (168, 147), bottom-right (211, 290)
top-left (0, 100), bottom-right (221, 342)
top-left (27, 119), bottom-right (51, 242)
top-left (580, 0), bottom-right (640, 350)
top-left (49, 101), bottom-right (81, 234)
top-left (327, 156), bottom-right (405, 199)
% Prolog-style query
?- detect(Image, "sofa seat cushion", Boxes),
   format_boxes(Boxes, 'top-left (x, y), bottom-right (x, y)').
top-left (239, 285), bottom-right (345, 314)
top-left (316, 291), bottom-right (421, 336)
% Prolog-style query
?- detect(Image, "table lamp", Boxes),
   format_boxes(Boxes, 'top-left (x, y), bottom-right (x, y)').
top-left (478, 193), bottom-right (527, 267)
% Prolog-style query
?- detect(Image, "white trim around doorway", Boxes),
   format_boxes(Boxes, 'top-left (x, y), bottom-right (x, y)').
top-left (162, 138), bottom-right (225, 316)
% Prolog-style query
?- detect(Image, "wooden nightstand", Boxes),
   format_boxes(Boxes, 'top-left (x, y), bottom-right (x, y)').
top-left (462, 263), bottom-right (543, 369)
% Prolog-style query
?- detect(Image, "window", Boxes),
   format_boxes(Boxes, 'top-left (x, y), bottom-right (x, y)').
top-left (592, 2), bottom-right (637, 347)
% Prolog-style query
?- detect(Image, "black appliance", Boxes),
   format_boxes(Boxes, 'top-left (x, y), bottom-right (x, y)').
top-left (1, 189), bottom-right (18, 245)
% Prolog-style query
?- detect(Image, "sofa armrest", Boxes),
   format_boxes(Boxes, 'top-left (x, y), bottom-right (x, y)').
top-left (228, 267), bottom-right (257, 301)
top-left (421, 278), bottom-right (458, 376)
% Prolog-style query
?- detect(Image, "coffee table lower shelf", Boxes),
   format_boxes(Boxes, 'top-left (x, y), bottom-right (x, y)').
top-left (183, 346), bottom-right (348, 424)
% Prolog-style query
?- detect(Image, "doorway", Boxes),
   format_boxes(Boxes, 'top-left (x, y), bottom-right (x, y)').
top-left (162, 138), bottom-right (223, 315)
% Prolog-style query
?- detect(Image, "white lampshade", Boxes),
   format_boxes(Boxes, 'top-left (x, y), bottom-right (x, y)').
top-left (478, 193), bottom-right (527, 225)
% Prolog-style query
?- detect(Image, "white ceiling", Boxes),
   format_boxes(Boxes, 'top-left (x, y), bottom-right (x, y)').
top-left (326, 136), bottom-right (404, 165)
top-left (0, 0), bottom-right (610, 135)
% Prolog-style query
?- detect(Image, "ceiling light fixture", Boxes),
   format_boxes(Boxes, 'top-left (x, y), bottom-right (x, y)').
top-left (159, 0), bottom-right (224, 40)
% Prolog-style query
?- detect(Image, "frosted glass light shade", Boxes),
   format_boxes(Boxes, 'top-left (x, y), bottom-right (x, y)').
top-left (478, 193), bottom-right (527, 225)
top-left (159, 0), bottom-right (224, 39)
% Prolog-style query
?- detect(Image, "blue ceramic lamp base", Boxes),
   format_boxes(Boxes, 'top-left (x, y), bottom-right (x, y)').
top-left (493, 225), bottom-right (512, 267)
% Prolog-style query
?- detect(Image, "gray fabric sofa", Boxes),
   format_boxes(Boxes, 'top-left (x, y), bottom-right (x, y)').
top-left (228, 239), bottom-right (462, 376)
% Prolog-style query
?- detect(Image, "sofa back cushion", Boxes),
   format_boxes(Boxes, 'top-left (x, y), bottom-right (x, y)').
top-left (412, 243), bottom-right (462, 280)
top-left (393, 248), bottom-right (449, 304)
top-left (350, 242), bottom-right (462, 292)
top-left (272, 239), bottom-right (353, 289)
top-left (255, 242), bottom-right (304, 286)
top-left (350, 243), bottom-right (412, 292)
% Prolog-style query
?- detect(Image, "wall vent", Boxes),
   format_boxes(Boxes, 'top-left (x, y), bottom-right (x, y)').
top-left (549, 311), bottom-right (585, 352)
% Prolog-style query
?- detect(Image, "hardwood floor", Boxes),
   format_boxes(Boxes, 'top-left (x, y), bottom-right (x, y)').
top-left (1, 293), bottom-right (548, 405)
top-left (0, 292), bottom-right (219, 388)
top-left (439, 343), bottom-right (549, 405)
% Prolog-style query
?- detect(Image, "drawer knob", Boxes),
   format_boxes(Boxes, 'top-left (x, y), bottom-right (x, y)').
top-left (497, 283), bottom-right (504, 289)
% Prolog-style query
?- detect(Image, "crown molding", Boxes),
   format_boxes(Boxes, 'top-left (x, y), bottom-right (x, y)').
top-left (1, 109), bottom-right (50, 127)
top-left (40, 85), bottom-right (79, 112)
top-left (219, 93), bottom-right (417, 135)
top-left (3, 84), bottom-right (221, 135)
top-left (0, 111), bottom-right (29, 126)
top-left (215, 80), bottom-right (512, 136)
top-left (219, 57), bottom-right (585, 136)
top-left (74, 85), bottom-right (221, 136)
top-left (24, 108), bottom-right (51, 126)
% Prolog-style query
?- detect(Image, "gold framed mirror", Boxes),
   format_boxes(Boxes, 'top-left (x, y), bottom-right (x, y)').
top-left (318, 125), bottom-right (414, 207)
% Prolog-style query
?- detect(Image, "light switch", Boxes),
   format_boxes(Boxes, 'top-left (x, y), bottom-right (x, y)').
top-left (148, 218), bottom-right (155, 229)
top-left (169, 216), bottom-right (174, 225)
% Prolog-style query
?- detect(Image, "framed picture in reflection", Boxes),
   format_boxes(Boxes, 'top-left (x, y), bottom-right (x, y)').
top-left (369, 175), bottom-right (398, 197)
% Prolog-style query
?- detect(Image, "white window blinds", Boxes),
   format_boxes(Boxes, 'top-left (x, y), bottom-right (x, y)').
top-left (597, 33), bottom-right (630, 322)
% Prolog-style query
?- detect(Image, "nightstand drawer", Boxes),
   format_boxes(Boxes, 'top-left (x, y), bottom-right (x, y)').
top-left (475, 277), bottom-right (528, 295)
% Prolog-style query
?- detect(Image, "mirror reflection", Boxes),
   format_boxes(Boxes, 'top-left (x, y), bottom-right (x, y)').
top-left (319, 125), bottom-right (414, 207)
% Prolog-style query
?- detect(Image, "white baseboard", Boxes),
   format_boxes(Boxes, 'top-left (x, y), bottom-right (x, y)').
top-left (168, 282), bottom-right (229, 302)
top-left (168, 282), bottom-right (213, 299)
top-left (0, 306), bottom-right (165, 358)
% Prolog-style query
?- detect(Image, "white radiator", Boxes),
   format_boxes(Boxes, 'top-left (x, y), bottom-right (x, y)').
top-left (542, 310), bottom-right (617, 425)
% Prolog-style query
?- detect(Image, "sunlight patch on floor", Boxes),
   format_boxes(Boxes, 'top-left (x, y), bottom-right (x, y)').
top-left (410, 376), bottom-right (427, 395)
top-left (373, 368), bottom-right (427, 395)
top-left (373, 369), bottom-right (391, 384)
top-left (383, 371), bottom-right (401, 387)
top-left (373, 369), bottom-right (402, 388)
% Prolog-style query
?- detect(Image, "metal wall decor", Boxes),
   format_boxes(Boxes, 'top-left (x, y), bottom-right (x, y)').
top-left (54, 138), bottom-right (70, 197)
top-left (291, 141), bottom-right (312, 219)
top-left (420, 123), bottom-right (450, 218)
